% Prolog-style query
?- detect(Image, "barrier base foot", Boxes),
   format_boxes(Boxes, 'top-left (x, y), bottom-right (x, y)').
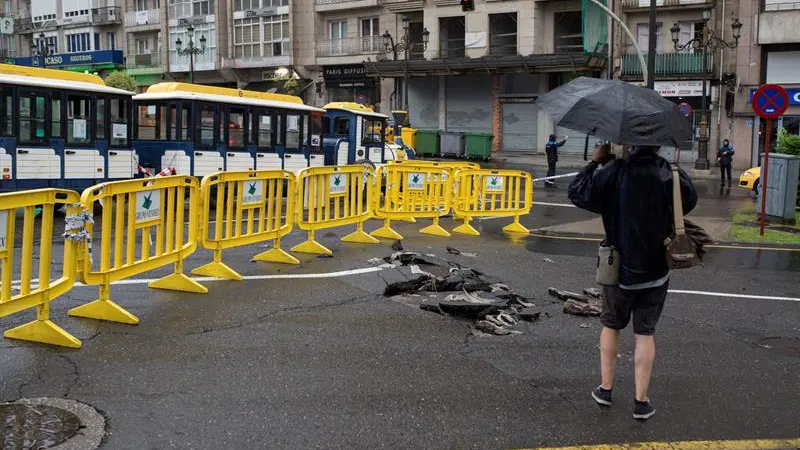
top-left (342, 229), bottom-right (380, 244)
top-left (453, 222), bottom-right (481, 236)
top-left (191, 261), bottom-right (242, 281)
top-left (291, 240), bottom-right (332, 255)
top-left (371, 226), bottom-right (403, 240)
top-left (69, 299), bottom-right (140, 325)
top-left (420, 224), bottom-right (451, 237)
top-left (503, 222), bottom-right (530, 234)
top-left (4, 320), bottom-right (82, 348)
top-left (252, 248), bottom-right (300, 265)
top-left (401, 217), bottom-right (417, 223)
top-left (149, 273), bottom-right (208, 294)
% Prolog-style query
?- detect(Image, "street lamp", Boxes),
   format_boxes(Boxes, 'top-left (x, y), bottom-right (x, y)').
top-left (382, 17), bottom-right (430, 111)
top-left (175, 25), bottom-right (207, 84)
top-left (670, 13), bottom-right (742, 170)
top-left (30, 32), bottom-right (55, 68)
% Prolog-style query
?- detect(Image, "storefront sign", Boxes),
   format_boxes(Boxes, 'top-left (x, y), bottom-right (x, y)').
top-left (323, 65), bottom-right (366, 81)
top-left (749, 87), bottom-right (800, 106)
top-left (630, 80), bottom-right (705, 97)
top-left (244, 7), bottom-right (277, 17)
top-left (14, 50), bottom-right (124, 68)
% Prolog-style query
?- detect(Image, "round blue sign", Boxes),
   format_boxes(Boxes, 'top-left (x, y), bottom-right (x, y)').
top-left (752, 84), bottom-right (789, 119)
top-left (677, 102), bottom-right (692, 118)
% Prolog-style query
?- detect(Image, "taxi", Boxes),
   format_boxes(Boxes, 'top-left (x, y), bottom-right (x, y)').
top-left (739, 166), bottom-right (761, 193)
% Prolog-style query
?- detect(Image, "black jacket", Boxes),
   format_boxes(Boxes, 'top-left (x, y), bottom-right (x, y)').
top-left (717, 145), bottom-right (734, 166)
top-left (568, 151), bottom-right (698, 286)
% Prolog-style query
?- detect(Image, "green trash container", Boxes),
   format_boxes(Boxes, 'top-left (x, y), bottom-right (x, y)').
top-left (464, 132), bottom-right (493, 160)
top-left (415, 129), bottom-right (440, 157)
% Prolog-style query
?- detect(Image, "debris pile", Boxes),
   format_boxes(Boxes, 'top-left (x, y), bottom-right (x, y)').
top-left (382, 249), bottom-right (540, 336)
top-left (548, 287), bottom-right (603, 317)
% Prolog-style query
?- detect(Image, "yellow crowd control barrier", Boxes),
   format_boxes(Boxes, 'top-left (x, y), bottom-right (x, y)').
top-left (372, 164), bottom-right (454, 240)
top-left (388, 160), bottom-right (479, 220)
top-left (0, 190), bottom-right (82, 348)
top-left (70, 175), bottom-right (207, 325)
top-left (293, 165), bottom-right (379, 255)
top-left (452, 169), bottom-right (533, 236)
top-left (193, 170), bottom-right (298, 280)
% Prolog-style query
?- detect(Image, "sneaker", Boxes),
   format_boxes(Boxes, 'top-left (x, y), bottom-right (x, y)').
top-left (591, 386), bottom-right (612, 406)
top-left (633, 400), bottom-right (656, 420)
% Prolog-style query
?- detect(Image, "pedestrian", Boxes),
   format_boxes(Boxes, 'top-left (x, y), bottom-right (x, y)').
top-left (717, 139), bottom-right (735, 187)
top-left (567, 144), bottom-right (698, 420)
top-left (545, 134), bottom-right (568, 187)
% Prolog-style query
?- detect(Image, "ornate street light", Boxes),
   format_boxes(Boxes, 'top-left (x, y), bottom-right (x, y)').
top-left (30, 32), bottom-right (55, 68)
top-left (175, 25), bottom-right (207, 84)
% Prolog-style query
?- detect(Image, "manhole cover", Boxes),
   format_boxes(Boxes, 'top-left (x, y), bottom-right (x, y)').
top-left (0, 398), bottom-right (105, 450)
top-left (0, 404), bottom-right (80, 449)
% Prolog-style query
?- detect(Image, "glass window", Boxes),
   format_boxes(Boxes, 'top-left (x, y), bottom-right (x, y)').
top-left (286, 114), bottom-right (300, 148)
top-left (275, 114), bottom-right (283, 145)
top-left (228, 107), bottom-right (245, 147)
top-left (0, 87), bottom-right (11, 136)
top-left (67, 95), bottom-right (92, 145)
top-left (193, 0), bottom-right (213, 15)
top-left (181, 104), bottom-right (191, 141)
top-left (252, 111), bottom-right (272, 148)
top-left (198, 104), bottom-right (215, 147)
top-left (19, 92), bottom-right (47, 144)
top-left (51, 96), bottom-right (62, 138)
top-left (362, 119), bottom-right (383, 144)
top-left (233, 18), bottom-right (260, 58)
top-left (110, 97), bottom-right (129, 147)
top-left (321, 116), bottom-right (330, 136)
top-left (302, 114), bottom-right (309, 146)
top-left (334, 117), bottom-right (349, 136)
top-left (168, 104), bottom-right (178, 140)
top-left (96, 98), bottom-right (106, 140)
top-left (234, 0), bottom-right (259, 11)
top-left (136, 103), bottom-right (164, 140)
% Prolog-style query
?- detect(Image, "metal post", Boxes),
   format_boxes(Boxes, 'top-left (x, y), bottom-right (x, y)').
top-left (696, 52), bottom-right (710, 170)
top-left (189, 45), bottom-right (194, 84)
top-left (760, 118), bottom-right (772, 236)
top-left (646, 0), bottom-right (657, 89)
top-left (403, 46), bottom-right (409, 111)
top-left (586, 0), bottom-right (648, 86)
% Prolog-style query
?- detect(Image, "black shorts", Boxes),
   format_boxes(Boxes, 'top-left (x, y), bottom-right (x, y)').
top-left (600, 282), bottom-right (669, 336)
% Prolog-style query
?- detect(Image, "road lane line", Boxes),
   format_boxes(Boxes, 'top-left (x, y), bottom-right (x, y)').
top-left (668, 289), bottom-right (800, 303)
top-left (525, 437), bottom-right (800, 450)
top-left (533, 201), bottom-right (577, 208)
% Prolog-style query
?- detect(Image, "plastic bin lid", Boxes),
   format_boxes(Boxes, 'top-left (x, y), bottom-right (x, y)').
top-left (465, 132), bottom-right (493, 137)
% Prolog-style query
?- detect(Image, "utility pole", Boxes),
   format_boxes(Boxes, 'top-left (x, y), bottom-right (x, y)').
top-left (646, 0), bottom-right (657, 90)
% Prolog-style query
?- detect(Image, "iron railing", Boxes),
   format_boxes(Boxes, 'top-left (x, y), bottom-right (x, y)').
top-left (125, 9), bottom-right (160, 26)
top-left (620, 52), bottom-right (712, 77)
top-left (621, 0), bottom-right (711, 7)
top-left (317, 36), bottom-right (383, 57)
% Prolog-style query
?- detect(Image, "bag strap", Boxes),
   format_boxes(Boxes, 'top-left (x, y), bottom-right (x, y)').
top-left (671, 164), bottom-right (686, 236)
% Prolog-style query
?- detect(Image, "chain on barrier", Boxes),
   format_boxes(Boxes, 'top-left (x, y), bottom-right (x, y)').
top-left (292, 165), bottom-right (379, 255)
top-left (372, 164), bottom-right (454, 240)
top-left (0, 189), bottom-right (83, 348)
top-left (69, 175), bottom-right (207, 325)
top-left (452, 169), bottom-right (533, 236)
top-left (193, 170), bottom-right (298, 280)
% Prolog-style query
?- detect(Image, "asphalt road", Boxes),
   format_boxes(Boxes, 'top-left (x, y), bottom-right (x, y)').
top-left (0, 167), bottom-right (798, 449)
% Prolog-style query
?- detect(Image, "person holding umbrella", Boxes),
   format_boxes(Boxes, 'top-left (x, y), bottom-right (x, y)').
top-left (538, 77), bottom-right (698, 420)
top-left (545, 134), bottom-right (568, 187)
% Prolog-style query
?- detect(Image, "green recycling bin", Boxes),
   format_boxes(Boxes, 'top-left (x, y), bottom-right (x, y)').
top-left (415, 129), bottom-right (440, 157)
top-left (464, 132), bottom-right (493, 160)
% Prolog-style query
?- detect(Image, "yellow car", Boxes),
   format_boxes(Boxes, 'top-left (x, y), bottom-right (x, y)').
top-left (739, 166), bottom-right (761, 193)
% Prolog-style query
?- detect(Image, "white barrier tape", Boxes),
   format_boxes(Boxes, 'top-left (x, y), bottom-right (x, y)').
top-left (532, 172), bottom-right (580, 183)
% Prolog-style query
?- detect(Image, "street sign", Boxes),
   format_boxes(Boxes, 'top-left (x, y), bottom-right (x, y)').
top-left (677, 102), bottom-right (692, 118)
top-left (752, 84), bottom-right (789, 120)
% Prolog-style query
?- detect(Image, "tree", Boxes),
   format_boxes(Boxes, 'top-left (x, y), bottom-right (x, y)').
top-left (776, 128), bottom-right (800, 157)
top-left (282, 77), bottom-right (299, 97)
top-left (104, 71), bottom-right (136, 92)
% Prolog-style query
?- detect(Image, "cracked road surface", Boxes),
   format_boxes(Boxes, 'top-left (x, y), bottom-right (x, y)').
top-left (1, 203), bottom-right (799, 449)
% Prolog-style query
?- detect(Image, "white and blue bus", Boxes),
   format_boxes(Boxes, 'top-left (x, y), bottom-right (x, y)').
top-left (0, 64), bottom-right (135, 193)
top-left (132, 83), bottom-right (327, 176)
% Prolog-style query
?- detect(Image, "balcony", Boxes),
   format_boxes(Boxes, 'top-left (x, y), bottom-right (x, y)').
top-left (14, 17), bottom-right (58, 34)
top-left (317, 36), bottom-right (383, 57)
top-left (60, 7), bottom-right (122, 28)
top-left (758, 9), bottom-right (800, 44)
top-left (381, 0), bottom-right (425, 13)
top-left (125, 9), bottom-right (161, 28)
top-left (620, 52), bottom-right (711, 78)
top-left (221, 54), bottom-right (292, 69)
top-left (621, 0), bottom-right (711, 9)
top-left (765, 0), bottom-right (800, 10)
top-left (126, 53), bottom-right (164, 75)
top-left (315, 0), bottom-right (380, 11)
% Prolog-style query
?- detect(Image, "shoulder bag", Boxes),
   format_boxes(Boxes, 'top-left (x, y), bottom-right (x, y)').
top-left (664, 165), bottom-right (700, 269)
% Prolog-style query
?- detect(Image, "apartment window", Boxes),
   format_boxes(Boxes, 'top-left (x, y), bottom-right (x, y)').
top-left (2, 0), bottom-right (11, 15)
top-left (193, 0), bottom-right (213, 15)
top-left (67, 33), bottom-right (91, 53)
top-left (136, 0), bottom-right (147, 10)
top-left (637, 23), bottom-right (662, 53)
top-left (108, 33), bottom-right (116, 50)
top-left (234, 0), bottom-right (259, 10)
top-left (330, 20), bottom-right (347, 40)
top-left (169, 23), bottom-right (216, 68)
top-left (361, 17), bottom-right (379, 52)
top-left (263, 0), bottom-right (287, 6)
top-left (168, 0), bottom-right (191, 18)
top-left (136, 38), bottom-right (150, 54)
top-left (263, 14), bottom-right (289, 56)
top-left (234, 18), bottom-right (260, 58)
top-left (94, 33), bottom-right (101, 51)
top-left (40, 36), bottom-right (57, 53)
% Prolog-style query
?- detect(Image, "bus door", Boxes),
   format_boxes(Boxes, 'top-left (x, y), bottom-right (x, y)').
top-left (361, 116), bottom-right (385, 164)
top-left (224, 105), bottom-right (253, 172)
top-left (106, 95), bottom-right (136, 181)
top-left (251, 108), bottom-right (280, 170)
top-left (15, 89), bottom-right (62, 188)
top-left (282, 111), bottom-right (307, 175)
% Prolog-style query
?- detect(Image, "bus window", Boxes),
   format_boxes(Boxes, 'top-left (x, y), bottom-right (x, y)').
top-left (198, 104), bottom-right (215, 148)
top-left (334, 117), bottom-right (349, 137)
top-left (110, 97), bottom-right (129, 147)
top-left (180, 104), bottom-right (191, 141)
top-left (321, 116), bottom-right (330, 136)
top-left (310, 113), bottom-right (323, 148)
top-left (302, 115), bottom-right (309, 146)
top-left (228, 107), bottom-right (245, 147)
top-left (19, 92), bottom-right (48, 145)
top-left (275, 114), bottom-right (283, 145)
top-left (51, 95), bottom-right (62, 138)
top-left (96, 97), bottom-right (106, 140)
top-left (167, 104), bottom-right (178, 141)
top-left (252, 112), bottom-right (272, 148)
top-left (286, 114), bottom-right (300, 148)
top-left (67, 94), bottom-right (92, 145)
top-left (136, 103), bottom-right (163, 140)
top-left (0, 87), bottom-right (10, 136)
top-left (362, 119), bottom-right (383, 145)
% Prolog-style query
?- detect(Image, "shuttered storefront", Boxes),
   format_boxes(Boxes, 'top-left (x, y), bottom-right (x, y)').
top-left (555, 126), bottom-right (590, 155)
top-left (501, 101), bottom-right (538, 152)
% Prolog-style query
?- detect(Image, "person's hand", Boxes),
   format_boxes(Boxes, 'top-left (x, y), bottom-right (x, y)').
top-left (565, 136), bottom-right (569, 140)
top-left (592, 144), bottom-right (610, 163)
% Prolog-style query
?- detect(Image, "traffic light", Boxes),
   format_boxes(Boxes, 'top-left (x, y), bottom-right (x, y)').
top-left (461, 0), bottom-right (474, 12)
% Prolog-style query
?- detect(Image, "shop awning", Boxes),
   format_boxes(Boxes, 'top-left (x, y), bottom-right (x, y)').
top-left (363, 52), bottom-right (607, 78)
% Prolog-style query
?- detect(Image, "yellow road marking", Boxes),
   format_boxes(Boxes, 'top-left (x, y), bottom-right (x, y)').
top-left (528, 232), bottom-right (800, 252)
top-left (523, 438), bottom-right (800, 450)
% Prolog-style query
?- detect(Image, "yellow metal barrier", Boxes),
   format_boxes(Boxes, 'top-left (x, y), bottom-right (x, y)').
top-left (372, 164), bottom-right (454, 240)
top-left (292, 165), bottom-right (379, 255)
top-left (452, 169), bottom-right (533, 236)
top-left (193, 170), bottom-right (298, 280)
top-left (388, 160), bottom-right (480, 171)
top-left (0, 189), bottom-right (82, 348)
top-left (69, 175), bottom-right (207, 325)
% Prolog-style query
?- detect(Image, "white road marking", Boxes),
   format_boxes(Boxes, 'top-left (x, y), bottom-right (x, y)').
top-left (668, 289), bottom-right (800, 303)
top-left (533, 201), bottom-right (577, 208)
top-left (532, 172), bottom-right (580, 182)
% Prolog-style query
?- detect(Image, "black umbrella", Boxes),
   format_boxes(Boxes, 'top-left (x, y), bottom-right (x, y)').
top-left (536, 77), bottom-right (692, 148)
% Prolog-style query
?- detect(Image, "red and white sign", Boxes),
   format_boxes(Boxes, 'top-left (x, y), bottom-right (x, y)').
top-left (632, 80), bottom-right (705, 97)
